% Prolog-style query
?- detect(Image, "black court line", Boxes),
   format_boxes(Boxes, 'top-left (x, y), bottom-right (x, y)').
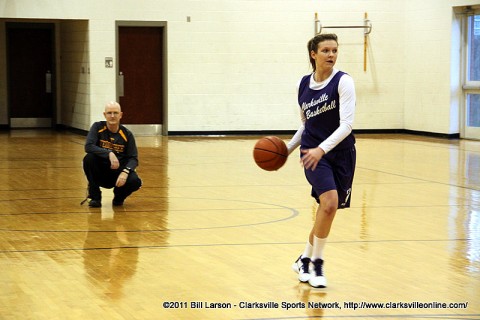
top-left (0, 238), bottom-right (474, 254)
top-left (0, 199), bottom-right (477, 217)
top-left (0, 205), bottom-right (281, 216)
top-left (1, 202), bottom-right (474, 219)
top-left (355, 166), bottom-right (480, 192)
top-left (0, 197), bottom-right (299, 233)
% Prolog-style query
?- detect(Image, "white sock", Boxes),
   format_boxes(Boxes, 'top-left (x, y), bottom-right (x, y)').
top-left (311, 236), bottom-right (327, 261)
top-left (301, 240), bottom-right (313, 259)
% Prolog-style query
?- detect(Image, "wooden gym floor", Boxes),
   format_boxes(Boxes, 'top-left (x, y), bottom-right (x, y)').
top-left (0, 130), bottom-right (479, 320)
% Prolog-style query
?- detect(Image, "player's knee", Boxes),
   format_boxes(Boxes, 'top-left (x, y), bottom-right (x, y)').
top-left (131, 177), bottom-right (142, 191)
top-left (82, 153), bottom-right (98, 172)
top-left (319, 192), bottom-right (338, 215)
top-left (323, 203), bottom-right (337, 216)
top-left (83, 153), bottom-right (96, 165)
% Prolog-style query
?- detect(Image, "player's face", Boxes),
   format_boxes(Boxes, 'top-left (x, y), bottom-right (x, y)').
top-left (104, 105), bottom-right (123, 125)
top-left (311, 40), bottom-right (338, 71)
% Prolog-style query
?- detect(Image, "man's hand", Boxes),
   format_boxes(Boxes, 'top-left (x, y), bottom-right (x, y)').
top-left (109, 152), bottom-right (120, 169)
top-left (116, 171), bottom-right (128, 187)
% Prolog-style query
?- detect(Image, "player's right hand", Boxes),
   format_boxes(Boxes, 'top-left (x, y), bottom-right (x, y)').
top-left (109, 152), bottom-right (120, 169)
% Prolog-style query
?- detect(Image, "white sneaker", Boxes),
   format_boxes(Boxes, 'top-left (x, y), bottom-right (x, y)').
top-left (308, 259), bottom-right (327, 288)
top-left (292, 255), bottom-right (311, 282)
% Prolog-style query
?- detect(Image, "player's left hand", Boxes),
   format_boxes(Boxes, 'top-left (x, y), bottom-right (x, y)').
top-left (116, 172), bottom-right (128, 187)
top-left (300, 147), bottom-right (325, 171)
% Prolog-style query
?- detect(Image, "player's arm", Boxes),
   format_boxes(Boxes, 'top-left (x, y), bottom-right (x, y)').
top-left (318, 75), bottom-right (355, 154)
top-left (115, 132), bottom-right (138, 186)
top-left (287, 79), bottom-right (306, 155)
top-left (84, 122), bottom-right (111, 158)
top-left (287, 116), bottom-right (305, 155)
top-left (123, 131), bottom-right (139, 171)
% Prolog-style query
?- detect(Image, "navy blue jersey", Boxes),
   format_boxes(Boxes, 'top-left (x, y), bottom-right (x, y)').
top-left (298, 72), bottom-right (355, 151)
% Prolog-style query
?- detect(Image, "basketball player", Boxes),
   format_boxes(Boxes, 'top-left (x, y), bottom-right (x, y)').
top-left (82, 101), bottom-right (142, 207)
top-left (287, 33), bottom-right (356, 288)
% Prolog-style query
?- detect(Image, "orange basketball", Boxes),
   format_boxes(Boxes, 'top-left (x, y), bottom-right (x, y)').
top-left (253, 136), bottom-right (288, 171)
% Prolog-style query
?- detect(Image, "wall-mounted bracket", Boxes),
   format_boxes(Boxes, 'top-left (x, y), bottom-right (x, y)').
top-left (314, 12), bottom-right (372, 72)
top-left (315, 12), bottom-right (372, 35)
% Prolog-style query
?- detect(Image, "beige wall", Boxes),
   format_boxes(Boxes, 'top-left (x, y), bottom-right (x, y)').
top-left (0, 0), bottom-right (477, 134)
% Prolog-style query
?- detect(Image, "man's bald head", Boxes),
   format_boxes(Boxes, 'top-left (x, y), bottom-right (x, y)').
top-left (103, 101), bottom-right (123, 130)
top-left (105, 101), bottom-right (121, 112)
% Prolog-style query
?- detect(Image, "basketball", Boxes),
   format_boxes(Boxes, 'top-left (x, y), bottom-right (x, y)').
top-left (253, 136), bottom-right (288, 171)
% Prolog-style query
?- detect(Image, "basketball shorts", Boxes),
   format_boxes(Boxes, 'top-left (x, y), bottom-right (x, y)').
top-left (303, 146), bottom-right (356, 209)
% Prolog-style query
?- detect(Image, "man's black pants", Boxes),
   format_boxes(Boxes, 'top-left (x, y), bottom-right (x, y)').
top-left (83, 153), bottom-right (142, 202)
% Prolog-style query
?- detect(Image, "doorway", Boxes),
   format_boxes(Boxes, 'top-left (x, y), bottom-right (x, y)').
top-left (117, 25), bottom-right (166, 135)
top-left (6, 23), bottom-right (55, 128)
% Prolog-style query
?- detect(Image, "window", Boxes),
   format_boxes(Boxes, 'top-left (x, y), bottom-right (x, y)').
top-left (467, 15), bottom-right (480, 82)
top-left (467, 94), bottom-right (480, 127)
top-left (462, 12), bottom-right (480, 139)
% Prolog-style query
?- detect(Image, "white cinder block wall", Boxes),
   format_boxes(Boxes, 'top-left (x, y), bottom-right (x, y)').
top-left (60, 20), bottom-right (90, 129)
top-left (0, 0), bottom-right (476, 135)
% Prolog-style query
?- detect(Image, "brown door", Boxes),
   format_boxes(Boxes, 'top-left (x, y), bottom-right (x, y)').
top-left (7, 23), bottom-right (54, 128)
top-left (118, 26), bottom-right (163, 124)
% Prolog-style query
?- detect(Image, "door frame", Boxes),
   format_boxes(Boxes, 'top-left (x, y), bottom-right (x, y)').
top-left (115, 21), bottom-right (168, 136)
top-left (6, 22), bottom-right (56, 128)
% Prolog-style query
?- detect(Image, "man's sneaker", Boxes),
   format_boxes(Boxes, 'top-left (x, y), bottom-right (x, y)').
top-left (88, 199), bottom-right (102, 208)
top-left (308, 259), bottom-right (327, 288)
top-left (292, 255), bottom-right (312, 282)
top-left (112, 197), bottom-right (124, 206)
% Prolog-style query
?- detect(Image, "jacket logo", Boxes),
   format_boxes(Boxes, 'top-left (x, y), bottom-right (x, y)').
top-left (99, 139), bottom-right (125, 153)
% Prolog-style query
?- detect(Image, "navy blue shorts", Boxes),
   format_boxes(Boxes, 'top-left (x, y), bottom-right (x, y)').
top-left (303, 146), bottom-right (356, 209)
